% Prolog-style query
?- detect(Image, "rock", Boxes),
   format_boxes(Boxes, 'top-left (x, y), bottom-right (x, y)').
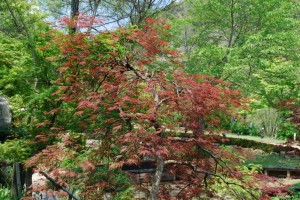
top-left (0, 96), bottom-right (12, 128)
top-left (0, 96), bottom-right (12, 140)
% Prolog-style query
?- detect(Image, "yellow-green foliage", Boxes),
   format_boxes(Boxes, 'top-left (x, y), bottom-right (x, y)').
top-left (0, 139), bottom-right (31, 163)
top-left (0, 187), bottom-right (10, 200)
top-left (210, 166), bottom-right (262, 200)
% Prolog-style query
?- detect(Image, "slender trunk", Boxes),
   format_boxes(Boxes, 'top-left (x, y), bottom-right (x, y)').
top-left (150, 155), bottom-right (164, 200)
top-left (40, 171), bottom-right (80, 200)
top-left (4, 0), bottom-right (41, 90)
top-left (70, 0), bottom-right (80, 33)
top-left (15, 163), bottom-right (22, 196)
top-left (11, 162), bottom-right (22, 200)
top-left (87, 0), bottom-right (101, 34)
top-left (228, 0), bottom-right (235, 48)
top-left (198, 117), bottom-right (205, 133)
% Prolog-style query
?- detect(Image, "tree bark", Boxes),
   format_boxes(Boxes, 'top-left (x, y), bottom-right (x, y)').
top-left (10, 162), bottom-right (22, 200)
top-left (24, 167), bottom-right (33, 192)
top-left (228, 0), bottom-right (236, 48)
top-left (70, 0), bottom-right (80, 33)
top-left (150, 155), bottom-right (164, 200)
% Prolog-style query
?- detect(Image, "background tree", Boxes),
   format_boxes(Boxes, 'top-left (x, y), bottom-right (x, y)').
top-left (0, 0), bottom-right (62, 137)
top-left (170, 0), bottom-right (299, 106)
top-left (39, 0), bottom-right (178, 29)
top-left (168, 0), bottom-right (299, 137)
top-left (100, 0), bottom-right (178, 27)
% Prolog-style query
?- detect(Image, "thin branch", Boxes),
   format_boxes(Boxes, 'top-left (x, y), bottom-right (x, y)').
top-left (164, 160), bottom-right (258, 199)
top-left (40, 171), bottom-right (80, 200)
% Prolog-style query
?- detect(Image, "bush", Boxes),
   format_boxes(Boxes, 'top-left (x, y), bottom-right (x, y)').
top-left (223, 137), bottom-right (299, 153)
top-left (113, 187), bottom-right (134, 200)
top-left (0, 139), bottom-right (31, 163)
top-left (0, 164), bottom-right (12, 187)
top-left (272, 182), bottom-right (300, 200)
top-left (0, 187), bottom-right (10, 200)
top-left (276, 122), bottom-right (297, 140)
top-left (230, 123), bottom-right (260, 136)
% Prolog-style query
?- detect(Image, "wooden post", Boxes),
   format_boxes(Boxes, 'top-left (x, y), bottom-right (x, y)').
top-left (264, 169), bottom-right (268, 176)
top-left (294, 133), bottom-right (296, 141)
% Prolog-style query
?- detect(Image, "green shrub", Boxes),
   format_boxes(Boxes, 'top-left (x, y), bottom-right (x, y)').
top-left (276, 122), bottom-right (297, 140)
top-left (230, 123), bottom-right (260, 136)
top-left (272, 182), bottom-right (300, 200)
top-left (223, 137), bottom-right (298, 153)
top-left (0, 187), bottom-right (10, 200)
top-left (113, 187), bottom-right (134, 200)
top-left (0, 139), bottom-right (31, 163)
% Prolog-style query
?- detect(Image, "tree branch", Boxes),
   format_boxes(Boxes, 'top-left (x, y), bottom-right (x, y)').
top-left (39, 171), bottom-right (80, 200)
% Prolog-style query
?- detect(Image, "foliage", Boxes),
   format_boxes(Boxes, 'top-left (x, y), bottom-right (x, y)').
top-left (276, 122), bottom-right (297, 140)
top-left (39, 0), bottom-right (178, 28)
top-left (0, 33), bottom-right (31, 97)
top-left (0, 0), bottom-right (62, 139)
top-left (1, 0), bottom-right (298, 198)
top-left (0, 165), bottom-right (12, 188)
top-left (0, 187), bottom-right (10, 200)
top-left (230, 122), bottom-right (260, 136)
top-left (101, 0), bottom-right (178, 27)
top-left (209, 166), bottom-right (262, 199)
top-left (112, 187), bottom-right (134, 200)
top-left (0, 139), bottom-right (31, 163)
top-left (246, 108), bottom-right (280, 138)
top-left (170, 0), bottom-right (300, 108)
top-left (21, 17), bottom-right (269, 199)
top-left (278, 100), bottom-right (300, 135)
top-left (286, 183), bottom-right (300, 200)
top-left (271, 182), bottom-right (300, 200)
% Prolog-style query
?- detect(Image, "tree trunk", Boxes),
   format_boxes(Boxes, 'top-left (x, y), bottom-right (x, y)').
top-left (198, 117), bottom-right (205, 133)
top-left (24, 167), bottom-right (33, 192)
top-left (70, 0), bottom-right (80, 33)
top-left (40, 171), bottom-right (80, 200)
top-left (11, 162), bottom-right (22, 200)
top-left (150, 155), bottom-right (164, 200)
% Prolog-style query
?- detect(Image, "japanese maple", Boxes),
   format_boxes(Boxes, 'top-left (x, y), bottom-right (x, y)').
top-left (25, 18), bottom-right (273, 199)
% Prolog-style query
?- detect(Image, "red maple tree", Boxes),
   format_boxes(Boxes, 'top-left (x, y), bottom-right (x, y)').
top-left (25, 18), bottom-right (274, 199)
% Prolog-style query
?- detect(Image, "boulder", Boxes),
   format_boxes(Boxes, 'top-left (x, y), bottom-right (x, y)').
top-left (0, 96), bottom-right (12, 140)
